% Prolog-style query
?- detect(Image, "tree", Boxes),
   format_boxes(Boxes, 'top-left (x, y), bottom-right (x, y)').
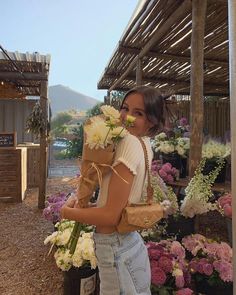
top-left (51, 112), bottom-right (73, 130)
top-left (86, 102), bottom-right (104, 118)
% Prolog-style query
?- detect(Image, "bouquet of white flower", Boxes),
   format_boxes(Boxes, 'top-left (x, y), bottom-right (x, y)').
top-left (67, 105), bottom-right (135, 254)
top-left (44, 220), bottom-right (97, 271)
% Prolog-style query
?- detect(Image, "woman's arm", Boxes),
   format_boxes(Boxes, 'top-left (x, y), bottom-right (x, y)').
top-left (61, 162), bottom-right (134, 227)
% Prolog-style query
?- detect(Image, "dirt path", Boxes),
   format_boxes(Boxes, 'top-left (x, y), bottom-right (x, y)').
top-left (0, 177), bottom-right (75, 295)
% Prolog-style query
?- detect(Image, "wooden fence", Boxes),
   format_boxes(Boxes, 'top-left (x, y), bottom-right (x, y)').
top-left (111, 97), bottom-right (230, 140)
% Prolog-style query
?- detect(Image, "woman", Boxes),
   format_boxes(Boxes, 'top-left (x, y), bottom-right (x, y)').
top-left (61, 85), bottom-right (166, 295)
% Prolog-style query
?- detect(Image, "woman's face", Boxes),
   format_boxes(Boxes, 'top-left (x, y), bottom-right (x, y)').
top-left (120, 93), bottom-right (154, 137)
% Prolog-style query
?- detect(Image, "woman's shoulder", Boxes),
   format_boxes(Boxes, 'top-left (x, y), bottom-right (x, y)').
top-left (119, 133), bottom-right (143, 150)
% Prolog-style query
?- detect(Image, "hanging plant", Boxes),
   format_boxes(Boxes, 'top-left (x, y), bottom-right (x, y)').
top-left (26, 101), bottom-right (46, 138)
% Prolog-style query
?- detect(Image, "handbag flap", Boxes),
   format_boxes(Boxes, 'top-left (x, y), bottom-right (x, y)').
top-left (124, 203), bottom-right (163, 228)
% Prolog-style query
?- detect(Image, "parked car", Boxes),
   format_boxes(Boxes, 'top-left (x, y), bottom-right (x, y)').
top-left (53, 138), bottom-right (70, 149)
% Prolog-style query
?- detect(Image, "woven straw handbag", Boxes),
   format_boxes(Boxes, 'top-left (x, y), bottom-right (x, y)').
top-left (116, 137), bottom-right (163, 234)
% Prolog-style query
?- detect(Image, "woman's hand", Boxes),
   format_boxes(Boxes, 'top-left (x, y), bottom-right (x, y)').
top-left (60, 195), bottom-right (77, 219)
top-left (65, 194), bottom-right (77, 208)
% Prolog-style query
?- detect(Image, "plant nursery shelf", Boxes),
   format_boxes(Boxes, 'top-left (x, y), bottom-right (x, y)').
top-left (169, 178), bottom-right (231, 195)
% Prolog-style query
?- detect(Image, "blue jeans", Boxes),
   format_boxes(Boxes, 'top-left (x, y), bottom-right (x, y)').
top-left (93, 231), bottom-right (151, 295)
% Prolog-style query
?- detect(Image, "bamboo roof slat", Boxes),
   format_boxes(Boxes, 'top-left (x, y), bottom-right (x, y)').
top-left (98, 0), bottom-right (229, 96)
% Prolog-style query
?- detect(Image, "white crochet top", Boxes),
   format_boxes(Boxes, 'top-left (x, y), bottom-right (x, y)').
top-left (97, 133), bottom-right (153, 207)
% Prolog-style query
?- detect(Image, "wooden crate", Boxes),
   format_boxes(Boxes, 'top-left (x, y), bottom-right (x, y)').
top-left (0, 147), bottom-right (27, 202)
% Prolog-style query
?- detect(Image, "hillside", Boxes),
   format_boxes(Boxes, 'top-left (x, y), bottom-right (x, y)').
top-left (49, 85), bottom-right (100, 116)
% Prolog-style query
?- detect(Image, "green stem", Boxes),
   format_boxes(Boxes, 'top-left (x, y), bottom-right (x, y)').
top-left (103, 127), bottom-right (111, 146)
top-left (67, 222), bottom-right (82, 255)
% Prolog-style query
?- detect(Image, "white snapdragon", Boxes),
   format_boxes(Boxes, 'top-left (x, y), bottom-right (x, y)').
top-left (202, 140), bottom-right (231, 159)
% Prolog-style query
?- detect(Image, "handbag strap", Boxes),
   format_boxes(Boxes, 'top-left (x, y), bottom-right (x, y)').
top-left (137, 137), bottom-right (154, 204)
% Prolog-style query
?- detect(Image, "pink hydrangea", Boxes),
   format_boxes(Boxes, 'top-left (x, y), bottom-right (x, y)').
top-left (213, 260), bottom-right (233, 282)
top-left (170, 241), bottom-right (185, 260)
top-left (158, 162), bottom-right (178, 183)
top-left (174, 271), bottom-right (185, 288)
top-left (158, 256), bottom-right (173, 273)
top-left (151, 266), bottom-right (167, 285)
top-left (175, 288), bottom-right (193, 295)
top-left (218, 193), bottom-right (232, 218)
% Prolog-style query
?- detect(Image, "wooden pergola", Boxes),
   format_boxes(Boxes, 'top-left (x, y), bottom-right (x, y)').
top-left (0, 48), bottom-right (51, 208)
top-left (98, 0), bottom-right (236, 291)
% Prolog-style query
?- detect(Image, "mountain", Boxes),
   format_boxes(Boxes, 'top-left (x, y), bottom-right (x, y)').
top-left (48, 85), bottom-right (100, 116)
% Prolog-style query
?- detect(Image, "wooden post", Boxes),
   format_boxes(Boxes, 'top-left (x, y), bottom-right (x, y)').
top-left (105, 91), bottom-right (110, 105)
top-left (136, 58), bottom-right (142, 86)
top-left (228, 0), bottom-right (236, 293)
top-left (38, 75), bottom-right (48, 209)
top-left (189, 0), bottom-right (207, 177)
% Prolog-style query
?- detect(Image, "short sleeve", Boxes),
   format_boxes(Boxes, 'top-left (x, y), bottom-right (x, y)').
top-left (112, 134), bottom-right (143, 175)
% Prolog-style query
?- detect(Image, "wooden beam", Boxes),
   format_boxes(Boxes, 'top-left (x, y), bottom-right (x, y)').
top-left (189, 0), bottom-right (207, 177)
top-left (38, 71), bottom-right (48, 209)
top-left (108, 0), bottom-right (192, 92)
top-left (0, 72), bottom-right (48, 81)
top-left (136, 58), bottom-right (142, 85)
top-left (228, 0), bottom-right (236, 292)
top-left (119, 45), bottom-right (228, 67)
top-left (104, 73), bottom-right (228, 88)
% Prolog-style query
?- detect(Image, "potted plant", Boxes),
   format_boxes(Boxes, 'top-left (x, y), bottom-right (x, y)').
top-left (44, 220), bottom-right (99, 295)
top-left (146, 239), bottom-right (193, 294)
top-left (182, 234), bottom-right (233, 295)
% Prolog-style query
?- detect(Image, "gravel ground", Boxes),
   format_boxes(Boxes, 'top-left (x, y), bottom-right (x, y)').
top-left (0, 157), bottom-right (230, 295)
top-left (0, 177), bottom-right (75, 295)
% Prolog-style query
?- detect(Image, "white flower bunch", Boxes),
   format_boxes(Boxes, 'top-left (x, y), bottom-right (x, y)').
top-left (85, 105), bottom-right (135, 150)
top-left (44, 220), bottom-right (97, 271)
top-left (180, 158), bottom-right (225, 218)
top-left (202, 139), bottom-right (231, 159)
top-left (153, 132), bottom-right (189, 157)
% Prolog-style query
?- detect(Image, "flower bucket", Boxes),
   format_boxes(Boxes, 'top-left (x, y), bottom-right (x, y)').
top-left (226, 217), bottom-right (232, 246)
top-left (161, 152), bottom-right (187, 178)
top-left (195, 278), bottom-right (233, 295)
top-left (63, 266), bottom-right (99, 295)
top-left (202, 159), bottom-right (227, 183)
top-left (165, 215), bottom-right (195, 241)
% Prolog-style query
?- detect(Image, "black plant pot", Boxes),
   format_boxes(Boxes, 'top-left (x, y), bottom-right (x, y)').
top-left (164, 215), bottom-right (195, 241)
top-left (195, 278), bottom-right (233, 295)
top-left (202, 159), bottom-right (227, 183)
top-left (63, 266), bottom-right (99, 295)
top-left (161, 153), bottom-right (188, 178)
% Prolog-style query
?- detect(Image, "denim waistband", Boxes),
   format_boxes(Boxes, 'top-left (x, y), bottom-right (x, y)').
top-left (93, 231), bottom-right (138, 246)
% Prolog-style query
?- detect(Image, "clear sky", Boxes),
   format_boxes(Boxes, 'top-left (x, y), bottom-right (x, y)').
top-left (1, 0), bottom-right (138, 101)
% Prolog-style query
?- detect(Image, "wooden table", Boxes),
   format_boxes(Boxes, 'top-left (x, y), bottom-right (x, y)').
top-left (168, 177), bottom-right (231, 195)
